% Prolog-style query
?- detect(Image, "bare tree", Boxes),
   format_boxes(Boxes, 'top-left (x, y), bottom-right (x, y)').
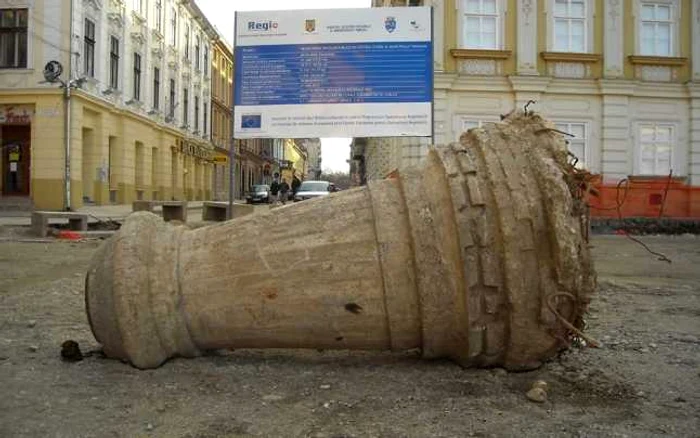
top-left (318, 171), bottom-right (352, 190)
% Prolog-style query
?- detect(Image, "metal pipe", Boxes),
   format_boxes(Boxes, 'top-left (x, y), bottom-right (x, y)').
top-left (64, 85), bottom-right (72, 211)
top-left (64, 0), bottom-right (74, 211)
top-left (227, 12), bottom-right (238, 220)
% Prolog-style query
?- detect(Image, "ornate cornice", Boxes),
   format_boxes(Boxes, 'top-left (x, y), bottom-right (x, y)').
top-left (450, 49), bottom-right (512, 60)
top-left (151, 47), bottom-right (164, 59)
top-left (628, 56), bottom-right (688, 67)
top-left (541, 52), bottom-right (602, 63)
top-left (131, 10), bottom-right (146, 26)
top-left (131, 31), bottom-right (146, 47)
top-left (107, 12), bottom-right (124, 29)
top-left (83, 0), bottom-right (103, 11)
top-left (151, 29), bottom-right (164, 42)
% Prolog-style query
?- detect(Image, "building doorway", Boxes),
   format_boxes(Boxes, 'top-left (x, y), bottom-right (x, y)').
top-left (2, 125), bottom-right (31, 197)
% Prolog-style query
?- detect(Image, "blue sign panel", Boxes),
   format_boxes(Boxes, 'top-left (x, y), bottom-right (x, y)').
top-left (235, 42), bottom-right (432, 107)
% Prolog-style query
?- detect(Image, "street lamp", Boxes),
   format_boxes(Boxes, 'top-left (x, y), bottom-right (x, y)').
top-left (42, 60), bottom-right (86, 211)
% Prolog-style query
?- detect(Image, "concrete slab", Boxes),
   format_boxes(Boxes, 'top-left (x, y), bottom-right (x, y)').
top-left (201, 202), bottom-right (256, 221)
top-left (0, 200), bottom-right (246, 227)
top-left (32, 211), bottom-right (89, 237)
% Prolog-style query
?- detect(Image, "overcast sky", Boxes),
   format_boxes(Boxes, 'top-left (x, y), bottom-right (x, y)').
top-left (197, 0), bottom-right (372, 173)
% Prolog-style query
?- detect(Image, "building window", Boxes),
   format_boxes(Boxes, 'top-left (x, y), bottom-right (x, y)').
top-left (153, 67), bottom-right (160, 110)
top-left (553, 0), bottom-right (586, 52)
top-left (133, 52), bottom-right (141, 101)
top-left (638, 124), bottom-right (673, 175)
top-left (554, 122), bottom-right (587, 168)
top-left (461, 119), bottom-right (486, 131)
top-left (184, 23), bottom-right (190, 59)
top-left (221, 73), bottom-right (226, 102)
top-left (183, 87), bottom-right (189, 125)
top-left (155, 0), bottom-right (162, 33)
top-left (203, 45), bottom-right (208, 75)
top-left (133, 0), bottom-right (143, 15)
top-left (109, 36), bottom-right (119, 89)
top-left (169, 78), bottom-right (175, 117)
top-left (455, 117), bottom-right (502, 140)
top-left (0, 9), bottom-right (28, 68)
top-left (639, 2), bottom-right (674, 56)
top-left (170, 8), bottom-right (177, 46)
top-left (195, 35), bottom-right (200, 70)
top-left (194, 96), bottom-right (199, 131)
top-left (203, 102), bottom-right (208, 136)
top-left (84, 19), bottom-right (95, 77)
top-left (461, 0), bottom-right (499, 49)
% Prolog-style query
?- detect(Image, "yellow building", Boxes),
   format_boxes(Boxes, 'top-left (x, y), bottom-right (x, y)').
top-left (0, 0), bottom-right (217, 210)
top-left (210, 35), bottom-right (233, 201)
top-left (210, 35), bottom-right (276, 201)
top-left (279, 138), bottom-right (308, 184)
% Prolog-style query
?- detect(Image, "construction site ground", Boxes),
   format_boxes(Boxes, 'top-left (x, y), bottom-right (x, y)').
top-left (1, 227), bottom-right (698, 437)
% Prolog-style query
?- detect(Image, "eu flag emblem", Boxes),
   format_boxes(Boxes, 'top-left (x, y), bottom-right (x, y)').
top-left (241, 114), bottom-right (261, 129)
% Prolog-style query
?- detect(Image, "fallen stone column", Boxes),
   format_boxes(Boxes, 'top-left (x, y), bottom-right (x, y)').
top-left (85, 112), bottom-right (595, 370)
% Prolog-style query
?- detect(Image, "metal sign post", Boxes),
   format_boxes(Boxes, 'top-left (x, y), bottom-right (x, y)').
top-left (228, 12), bottom-right (238, 220)
top-left (430, 6), bottom-right (435, 147)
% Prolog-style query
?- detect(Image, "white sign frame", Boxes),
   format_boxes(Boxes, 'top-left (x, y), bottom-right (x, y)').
top-left (232, 7), bottom-right (434, 139)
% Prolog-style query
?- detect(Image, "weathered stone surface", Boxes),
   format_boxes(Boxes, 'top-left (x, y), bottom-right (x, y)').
top-left (85, 111), bottom-right (596, 370)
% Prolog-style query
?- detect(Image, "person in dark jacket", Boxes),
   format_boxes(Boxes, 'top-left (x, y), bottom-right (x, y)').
top-left (270, 178), bottom-right (280, 204)
top-left (279, 179), bottom-right (290, 204)
top-left (291, 175), bottom-right (302, 198)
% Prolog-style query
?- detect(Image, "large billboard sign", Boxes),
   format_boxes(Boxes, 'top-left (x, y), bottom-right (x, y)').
top-left (233, 7), bottom-right (433, 139)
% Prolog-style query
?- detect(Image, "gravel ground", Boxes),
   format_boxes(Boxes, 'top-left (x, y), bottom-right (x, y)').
top-left (0, 228), bottom-right (698, 437)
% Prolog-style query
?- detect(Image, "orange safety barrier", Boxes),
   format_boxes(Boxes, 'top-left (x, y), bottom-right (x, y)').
top-left (588, 176), bottom-right (700, 219)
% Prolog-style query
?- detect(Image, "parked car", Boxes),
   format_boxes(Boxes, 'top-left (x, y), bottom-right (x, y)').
top-left (293, 180), bottom-right (334, 202)
top-left (245, 184), bottom-right (271, 204)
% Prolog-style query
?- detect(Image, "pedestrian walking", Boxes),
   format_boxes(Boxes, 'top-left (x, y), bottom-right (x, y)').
top-left (270, 178), bottom-right (280, 204)
top-left (279, 178), bottom-right (290, 205)
top-left (292, 175), bottom-right (302, 199)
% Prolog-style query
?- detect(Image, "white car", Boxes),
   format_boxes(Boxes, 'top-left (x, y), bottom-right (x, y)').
top-left (293, 180), bottom-right (336, 202)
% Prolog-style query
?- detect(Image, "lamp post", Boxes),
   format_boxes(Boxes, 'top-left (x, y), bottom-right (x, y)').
top-left (60, 78), bottom-right (83, 211)
top-left (42, 60), bottom-right (85, 211)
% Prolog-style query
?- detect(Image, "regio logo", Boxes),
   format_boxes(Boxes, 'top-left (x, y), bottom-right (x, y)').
top-left (247, 20), bottom-right (279, 31)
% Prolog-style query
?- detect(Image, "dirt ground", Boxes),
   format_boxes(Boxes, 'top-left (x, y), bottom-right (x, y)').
top-left (1, 227), bottom-right (698, 437)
